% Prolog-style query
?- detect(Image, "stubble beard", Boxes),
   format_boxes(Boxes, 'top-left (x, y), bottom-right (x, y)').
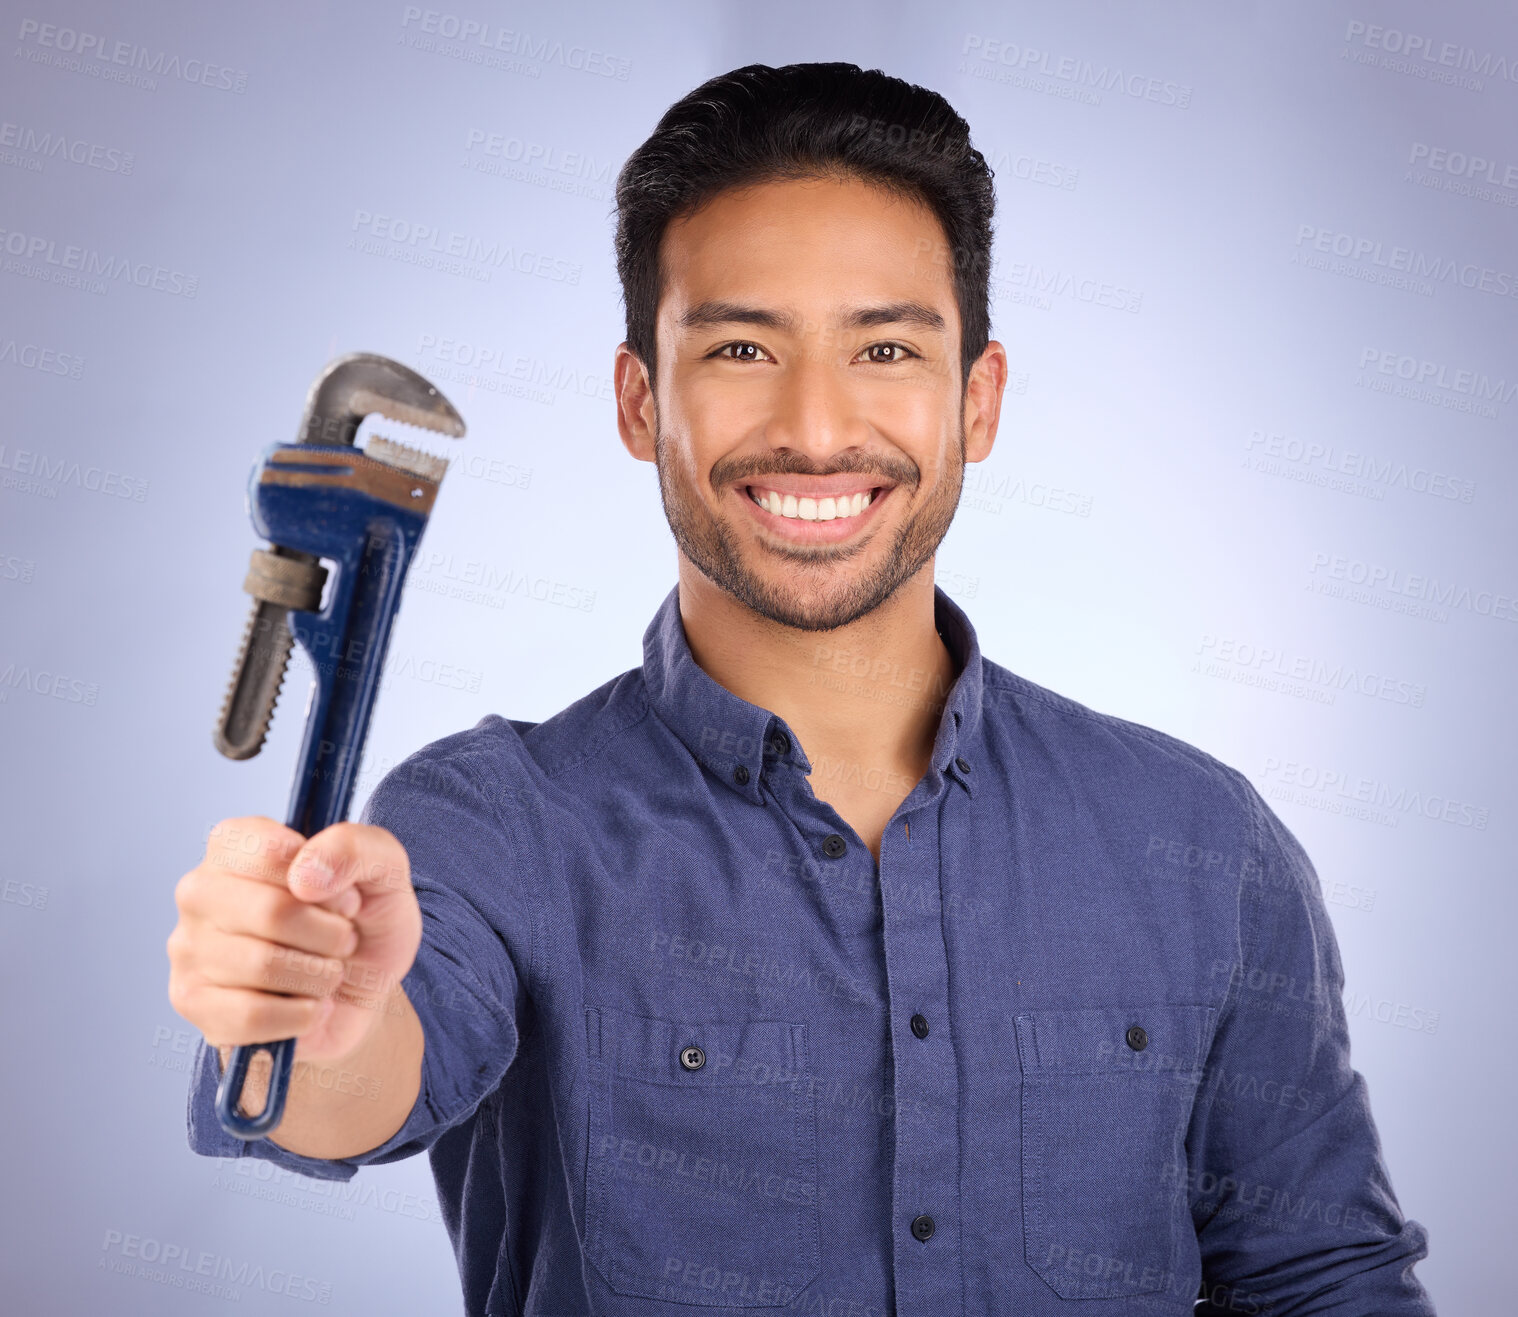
top-left (653, 419), bottom-right (967, 634)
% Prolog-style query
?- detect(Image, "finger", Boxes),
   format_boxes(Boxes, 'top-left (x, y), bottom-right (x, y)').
top-left (191, 925), bottom-right (351, 999)
top-left (287, 821), bottom-right (409, 904)
top-left (306, 883), bottom-right (362, 920)
top-left (183, 982), bottom-right (333, 1047)
top-left (184, 873), bottom-right (359, 959)
top-left (205, 816), bottom-right (307, 889)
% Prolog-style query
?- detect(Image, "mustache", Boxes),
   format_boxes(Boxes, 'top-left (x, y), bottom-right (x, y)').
top-left (712, 455), bottom-right (920, 488)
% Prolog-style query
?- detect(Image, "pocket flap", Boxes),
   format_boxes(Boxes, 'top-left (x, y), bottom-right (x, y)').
top-left (1013, 1003), bottom-right (1215, 1076)
top-left (588, 1005), bottom-right (806, 1086)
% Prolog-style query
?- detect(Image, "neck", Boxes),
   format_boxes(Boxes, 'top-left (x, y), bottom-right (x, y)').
top-left (674, 559), bottom-right (960, 793)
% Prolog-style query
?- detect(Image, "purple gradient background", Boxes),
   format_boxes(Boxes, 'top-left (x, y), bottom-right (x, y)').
top-left (1, 1), bottom-right (1510, 1311)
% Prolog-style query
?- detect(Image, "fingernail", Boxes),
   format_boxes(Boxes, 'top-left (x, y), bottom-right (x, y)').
top-left (292, 851), bottom-right (336, 894)
top-left (338, 887), bottom-right (361, 919)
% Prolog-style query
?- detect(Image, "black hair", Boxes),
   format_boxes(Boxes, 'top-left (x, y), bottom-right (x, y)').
top-left (613, 61), bottom-right (995, 395)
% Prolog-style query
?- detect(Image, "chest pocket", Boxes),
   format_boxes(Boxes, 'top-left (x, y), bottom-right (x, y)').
top-left (1015, 1003), bottom-right (1215, 1301)
top-left (583, 1005), bottom-right (820, 1307)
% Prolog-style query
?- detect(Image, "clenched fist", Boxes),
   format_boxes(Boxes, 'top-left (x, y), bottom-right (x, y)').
top-left (166, 816), bottom-right (422, 1067)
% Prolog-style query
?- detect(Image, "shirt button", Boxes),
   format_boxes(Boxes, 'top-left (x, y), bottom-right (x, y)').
top-left (768, 732), bottom-right (790, 756)
top-left (954, 756), bottom-right (971, 773)
top-left (1126, 1025), bottom-right (1148, 1052)
top-left (910, 1013), bottom-right (930, 1039)
top-left (734, 764), bottom-right (749, 785)
top-left (822, 833), bottom-right (847, 858)
top-left (910, 1213), bottom-right (935, 1241)
top-left (679, 1045), bottom-right (705, 1071)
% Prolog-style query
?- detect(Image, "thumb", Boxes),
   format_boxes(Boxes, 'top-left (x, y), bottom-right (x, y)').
top-left (287, 844), bottom-right (348, 903)
top-left (289, 849), bottom-right (362, 919)
top-left (287, 822), bottom-right (408, 914)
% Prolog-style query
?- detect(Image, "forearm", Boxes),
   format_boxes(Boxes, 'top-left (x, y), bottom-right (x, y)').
top-left (217, 981), bottom-right (424, 1160)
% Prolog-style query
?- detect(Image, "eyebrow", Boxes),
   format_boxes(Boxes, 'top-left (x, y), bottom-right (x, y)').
top-left (676, 299), bottom-right (946, 335)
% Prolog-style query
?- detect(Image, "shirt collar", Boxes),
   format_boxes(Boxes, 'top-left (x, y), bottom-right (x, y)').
top-left (640, 583), bottom-right (985, 806)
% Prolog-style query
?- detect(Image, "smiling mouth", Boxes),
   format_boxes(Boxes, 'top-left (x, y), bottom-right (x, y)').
top-left (744, 484), bottom-right (889, 522)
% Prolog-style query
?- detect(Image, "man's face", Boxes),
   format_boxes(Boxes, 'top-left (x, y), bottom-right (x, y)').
top-left (617, 173), bottom-right (1001, 632)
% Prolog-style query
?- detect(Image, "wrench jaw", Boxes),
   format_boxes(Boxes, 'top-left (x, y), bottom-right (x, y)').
top-left (213, 599), bottom-right (300, 762)
top-left (300, 353), bottom-right (465, 448)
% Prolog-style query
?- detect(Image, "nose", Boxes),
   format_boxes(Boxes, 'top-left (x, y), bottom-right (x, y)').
top-left (762, 344), bottom-right (869, 460)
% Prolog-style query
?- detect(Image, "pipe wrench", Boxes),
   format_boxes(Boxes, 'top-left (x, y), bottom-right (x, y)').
top-left (211, 352), bottom-right (464, 1139)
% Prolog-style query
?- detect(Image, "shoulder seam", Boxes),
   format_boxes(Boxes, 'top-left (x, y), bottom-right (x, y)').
top-left (533, 676), bottom-right (655, 782)
top-left (982, 671), bottom-right (1232, 785)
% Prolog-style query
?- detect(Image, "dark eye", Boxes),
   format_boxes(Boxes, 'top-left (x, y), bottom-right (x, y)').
top-left (712, 342), bottom-right (769, 363)
top-left (863, 342), bottom-right (916, 364)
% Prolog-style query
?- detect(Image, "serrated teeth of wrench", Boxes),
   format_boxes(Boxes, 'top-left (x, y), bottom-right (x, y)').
top-left (344, 386), bottom-right (465, 439)
top-left (214, 599), bottom-right (294, 761)
top-left (213, 548), bottom-right (329, 760)
top-left (366, 435), bottom-right (449, 483)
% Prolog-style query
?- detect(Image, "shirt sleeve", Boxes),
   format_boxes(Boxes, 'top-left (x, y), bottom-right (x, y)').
top-left (1186, 769), bottom-right (1437, 1315)
top-left (184, 745), bottom-right (534, 1183)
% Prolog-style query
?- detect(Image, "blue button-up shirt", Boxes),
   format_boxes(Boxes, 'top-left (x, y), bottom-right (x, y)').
top-left (187, 583), bottom-right (1436, 1316)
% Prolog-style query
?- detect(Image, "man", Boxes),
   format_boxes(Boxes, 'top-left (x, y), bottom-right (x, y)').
top-left (168, 62), bottom-right (1437, 1316)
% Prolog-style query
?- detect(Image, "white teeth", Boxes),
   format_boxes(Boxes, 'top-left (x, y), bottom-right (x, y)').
top-left (749, 487), bottom-right (875, 521)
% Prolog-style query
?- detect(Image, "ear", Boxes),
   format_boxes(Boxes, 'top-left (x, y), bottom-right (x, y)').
top-left (615, 344), bottom-right (657, 463)
top-left (964, 340), bottom-right (1008, 465)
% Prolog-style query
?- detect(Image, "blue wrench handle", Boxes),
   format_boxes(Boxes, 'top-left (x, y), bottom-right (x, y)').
top-left (216, 1037), bottom-right (299, 1137)
top-left (216, 441), bottom-right (435, 1140)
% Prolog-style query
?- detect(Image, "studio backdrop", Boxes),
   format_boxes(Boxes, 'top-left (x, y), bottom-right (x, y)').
top-left (1, 0), bottom-right (1511, 1312)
